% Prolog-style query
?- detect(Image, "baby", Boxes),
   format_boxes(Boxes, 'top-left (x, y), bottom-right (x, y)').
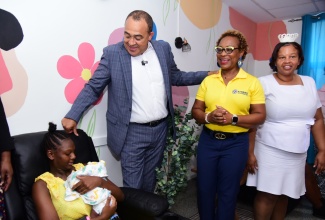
top-left (64, 160), bottom-right (115, 216)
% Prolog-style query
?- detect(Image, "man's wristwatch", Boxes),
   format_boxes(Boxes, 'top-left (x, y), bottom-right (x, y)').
top-left (232, 114), bottom-right (238, 125)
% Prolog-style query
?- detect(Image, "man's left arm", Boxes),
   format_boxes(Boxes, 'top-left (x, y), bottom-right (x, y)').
top-left (165, 43), bottom-right (215, 86)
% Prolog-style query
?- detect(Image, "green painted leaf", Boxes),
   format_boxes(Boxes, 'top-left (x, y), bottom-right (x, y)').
top-left (163, 0), bottom-right (170, 25)
top-left (87, 110), bottom-right (96, 137)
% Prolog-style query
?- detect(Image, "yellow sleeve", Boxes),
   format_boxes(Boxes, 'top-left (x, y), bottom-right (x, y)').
top-left (250, 78), bottom-right (265, 104)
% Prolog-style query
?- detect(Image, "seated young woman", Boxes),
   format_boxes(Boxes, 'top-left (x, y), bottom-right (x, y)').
top-left (32, 122), bottom-right (124, 220)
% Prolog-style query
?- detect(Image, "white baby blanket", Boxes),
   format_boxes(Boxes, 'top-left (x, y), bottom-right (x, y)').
top-left (64, 160), bottom-right (111, 214)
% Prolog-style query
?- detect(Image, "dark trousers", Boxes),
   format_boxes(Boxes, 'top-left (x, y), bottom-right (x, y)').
top-left (197, 129), bottom-right (249, 220)
top-left (120, 120), bottom-right (168, 192)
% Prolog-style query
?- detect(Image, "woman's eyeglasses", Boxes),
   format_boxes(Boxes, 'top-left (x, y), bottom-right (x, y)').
top-left (215, 46), bottom-right (239, 54)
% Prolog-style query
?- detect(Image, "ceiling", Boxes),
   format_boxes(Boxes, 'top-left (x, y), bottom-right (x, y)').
top-left (222, 0), bottom-right (325, 23)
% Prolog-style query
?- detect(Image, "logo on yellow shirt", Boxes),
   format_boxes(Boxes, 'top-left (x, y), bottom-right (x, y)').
top-left (232, 89), bottom-right (248, 96)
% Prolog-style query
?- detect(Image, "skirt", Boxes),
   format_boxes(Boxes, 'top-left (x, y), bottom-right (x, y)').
top-left (246, 142), bottom-right (306, 199)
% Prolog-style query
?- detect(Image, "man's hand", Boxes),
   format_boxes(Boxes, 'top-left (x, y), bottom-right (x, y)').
top-left (208, 70), bottom-right (219, 75)
top-left (61, 118), bottom-right (78, 136)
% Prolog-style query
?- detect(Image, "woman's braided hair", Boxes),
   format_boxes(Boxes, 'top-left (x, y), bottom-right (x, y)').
top-left (42, 122), bottom-right (70, 154)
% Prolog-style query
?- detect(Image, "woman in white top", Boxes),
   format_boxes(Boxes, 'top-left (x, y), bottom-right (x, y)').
top-left (246, 40), bottom-right (325, 219)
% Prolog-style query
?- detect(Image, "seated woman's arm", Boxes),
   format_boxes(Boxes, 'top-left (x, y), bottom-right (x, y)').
top-left (101, 177), bottom-right (124, 202)
top-left (90, 196), bottom-right (117, 220)
top-left (72, 176), bottom-right (125, 202)
top-left (32, 180), bottom-right (60, 220)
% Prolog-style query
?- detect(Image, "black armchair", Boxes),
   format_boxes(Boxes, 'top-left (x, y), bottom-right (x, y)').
top-left (5, 129), bottom-right (177, 220)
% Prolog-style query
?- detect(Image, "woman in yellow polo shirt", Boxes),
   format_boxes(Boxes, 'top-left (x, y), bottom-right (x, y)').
top-left (192, 30), bottom-right (266, 220)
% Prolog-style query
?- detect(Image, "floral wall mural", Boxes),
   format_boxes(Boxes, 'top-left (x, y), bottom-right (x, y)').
top-left (0, 9), bottom-right (27, 117)
top-left (0, 50), bottom-right (28, 117)
top-left (57, 43), bottom-right (102, 105)
top-left (0, 52), bottom-right (12, 95)
top-left (57, 42), bottom-right (102, 138)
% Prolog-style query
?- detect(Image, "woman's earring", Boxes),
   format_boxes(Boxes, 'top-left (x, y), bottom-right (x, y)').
top-left (238, 57), bottom-right (243, 68)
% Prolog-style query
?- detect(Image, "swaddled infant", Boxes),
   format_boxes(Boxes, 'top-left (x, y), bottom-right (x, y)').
top-left (64, 160), bottom-right (112, 215)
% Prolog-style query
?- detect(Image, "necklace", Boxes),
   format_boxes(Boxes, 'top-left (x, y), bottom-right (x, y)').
top-left (222, 72), bottom-right (236, 80)
top-left (275, 73), bottom-right (294, 82)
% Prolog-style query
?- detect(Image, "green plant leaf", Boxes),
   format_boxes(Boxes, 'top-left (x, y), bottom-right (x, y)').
top-left (155, 98), bottom-right (200, 206)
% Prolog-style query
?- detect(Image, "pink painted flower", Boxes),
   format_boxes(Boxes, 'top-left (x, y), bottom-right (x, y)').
top-left (57, 42), bottom-right (103, 104)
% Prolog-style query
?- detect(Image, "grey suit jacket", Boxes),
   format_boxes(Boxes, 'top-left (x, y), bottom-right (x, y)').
top-left (65, 40), bottom-right (208, 157)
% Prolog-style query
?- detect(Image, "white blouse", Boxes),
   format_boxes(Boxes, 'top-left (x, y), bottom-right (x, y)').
top-left (256, 74), bottom-right (321, 153)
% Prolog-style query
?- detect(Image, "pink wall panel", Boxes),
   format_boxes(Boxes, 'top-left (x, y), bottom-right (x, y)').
top-left (255, 21), bottom-right (287, 61)
top-left (229, 7), bottom-right (257, 59)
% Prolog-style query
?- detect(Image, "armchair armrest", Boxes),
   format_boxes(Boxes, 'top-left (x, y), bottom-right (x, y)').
top-left (117, 187), bottom-right (169, 219)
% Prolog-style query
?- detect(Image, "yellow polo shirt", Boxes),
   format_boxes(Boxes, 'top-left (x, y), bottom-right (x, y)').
top-left (35, 163), bottom-right (91, 220)
top-left (196, 68), bottom-right (265, 133)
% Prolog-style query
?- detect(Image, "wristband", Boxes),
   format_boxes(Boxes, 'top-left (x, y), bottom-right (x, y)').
top-left (110, 213), bottom-right (120, 220)
top-left (205, 113), bottom-right (211, 124)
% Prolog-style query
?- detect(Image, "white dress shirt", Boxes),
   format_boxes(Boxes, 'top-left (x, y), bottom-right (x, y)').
top-left (130, 42), bottom-right (168, 123)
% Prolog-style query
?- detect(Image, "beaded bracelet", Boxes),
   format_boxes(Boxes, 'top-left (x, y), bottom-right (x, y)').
top-left (205, 112), bottom-right (211, 124)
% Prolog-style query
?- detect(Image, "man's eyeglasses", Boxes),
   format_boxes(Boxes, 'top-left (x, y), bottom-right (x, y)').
top-left (215, 46), bottom-right (239, 54)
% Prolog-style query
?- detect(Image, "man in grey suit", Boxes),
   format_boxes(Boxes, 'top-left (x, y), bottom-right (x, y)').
top-left (62, 10), bottom-right (212, 192)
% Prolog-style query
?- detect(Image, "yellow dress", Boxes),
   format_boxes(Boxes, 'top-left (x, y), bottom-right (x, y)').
top-left (35, 163), bottom-right (92, 220)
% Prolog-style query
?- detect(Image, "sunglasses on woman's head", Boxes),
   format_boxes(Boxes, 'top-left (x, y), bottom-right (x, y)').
top-left (215, 46), bottom-right (239, 54)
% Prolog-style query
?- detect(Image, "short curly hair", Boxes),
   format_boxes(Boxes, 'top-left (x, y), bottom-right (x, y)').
top-left (269, 42), bottom-right (304, 72)
top-left (216, 29), bottom-right (248, 61)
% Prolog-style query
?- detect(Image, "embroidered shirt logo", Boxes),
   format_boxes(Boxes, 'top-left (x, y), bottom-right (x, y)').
top-left (232, 89), bottom-right (248, 96)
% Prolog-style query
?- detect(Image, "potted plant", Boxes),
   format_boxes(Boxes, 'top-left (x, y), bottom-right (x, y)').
top-left (155, 98), bottom-right (200, 205)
